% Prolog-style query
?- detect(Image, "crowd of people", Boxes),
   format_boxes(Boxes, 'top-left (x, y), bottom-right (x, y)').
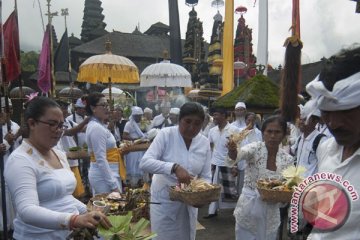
top-left (0, 45), bottom-right (359, 240)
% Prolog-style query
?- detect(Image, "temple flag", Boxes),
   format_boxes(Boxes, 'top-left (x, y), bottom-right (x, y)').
top-left (54, 29), bottom-right (70, 72)
top-left (38, 26), bottom-right (51, 93)
top-left (3, 11), bottom-right (20, 82)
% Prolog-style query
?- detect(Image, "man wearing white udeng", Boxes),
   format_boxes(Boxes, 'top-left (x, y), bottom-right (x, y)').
top-left (305, 46), bottom-right (360, 239)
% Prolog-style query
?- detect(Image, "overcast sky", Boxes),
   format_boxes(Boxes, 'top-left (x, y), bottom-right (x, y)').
top-left (2, 0), bottom-right (360, 67)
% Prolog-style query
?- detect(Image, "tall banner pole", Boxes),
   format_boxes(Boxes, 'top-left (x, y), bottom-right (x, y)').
top-left (257, 0), bottom-right (268, 75)
top-left (0, 0), bottom-right (9, 237)
top-left (221, 0), bottom-right (234, 96)
top-left (46, 0), bottom-right (56, 97)
top-left (168, 0), bottom-right (182, 65)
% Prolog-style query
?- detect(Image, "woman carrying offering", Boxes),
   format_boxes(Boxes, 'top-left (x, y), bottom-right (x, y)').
top-left (227, 115), bottom-right (293, 240)
top-left (5, 97), bottom-right (111, 240)
top-left (140, 102), bottom-right (212, 240)
top-left (85, 93), bottom-right (126, 194)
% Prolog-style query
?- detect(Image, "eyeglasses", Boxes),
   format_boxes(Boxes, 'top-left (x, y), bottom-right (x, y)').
top-left (96, 103), bottom-right (109, 108)
top-left (37, 119), bottom-right (68, 131)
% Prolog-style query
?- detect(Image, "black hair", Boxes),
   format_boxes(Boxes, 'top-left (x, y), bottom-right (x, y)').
top-left (179, 102), bottom-right (205, 122)
top-left (210, 107), bottom-right (227, 117)
top-left (85, 92), bottom-right (105, 116)
top-left (245, 112), bottom-right (256, 121)
top-left (319, 45), bottom-right (360, 91)
top-left (24, 97), bottom-right (59, 122)
top-left (23, 97), bottom-right (60, 137)
top-left (261, 115), bottom-right (287, 136)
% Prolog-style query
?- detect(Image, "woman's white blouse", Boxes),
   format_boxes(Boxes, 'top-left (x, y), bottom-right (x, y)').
top-left (228, 141), bottom-right (293, 190)
top-left (86, 118), bottom-right (119, 189)
top-left (5, 140), bottom-right (86, 239)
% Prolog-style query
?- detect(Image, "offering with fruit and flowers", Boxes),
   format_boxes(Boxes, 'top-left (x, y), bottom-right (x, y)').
top-left (169, 178), bottom-right (221, 206)
top-left (256, 166), bottom-right (306, 203)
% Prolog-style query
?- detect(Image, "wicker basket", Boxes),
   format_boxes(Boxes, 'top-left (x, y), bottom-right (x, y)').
top-left (257, 187), bottom-right (293, 203)
top-left (67, 150), bottom-right (89, 159)
top-left (169, 185), bottom-right (221, 206)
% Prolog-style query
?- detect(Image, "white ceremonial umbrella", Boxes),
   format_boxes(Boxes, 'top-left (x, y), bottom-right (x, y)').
top-left (101, 86), bottom-right (124, 99)
top-left (140, 60), bottom-right (192, 88)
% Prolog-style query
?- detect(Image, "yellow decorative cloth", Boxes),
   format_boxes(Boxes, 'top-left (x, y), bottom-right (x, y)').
top-left (90, 148), bottom-right (126, 181)
top-left (70, 166), bottom-right (85, 198)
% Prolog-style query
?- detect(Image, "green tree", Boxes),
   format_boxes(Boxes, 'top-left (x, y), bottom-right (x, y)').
top-left (20, 50), bottom-right (39, 72)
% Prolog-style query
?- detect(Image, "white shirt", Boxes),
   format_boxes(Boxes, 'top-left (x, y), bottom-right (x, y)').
top-left (237, 127), bottom-right (263, 170)
top-left (140, 126), bottom-right (211, 239)
top-left (151, 114), bottom-right (171, 129)
top-left (1, 121), bottom-right (20, 163)
top-left (308, 138), bottom-right (360, 240)
top-left (208, 123), bottom-right (240, 166)
top-left (291, 129), bottom-right (326, 177)
top-left (316, 123), bottom-right (333, 138)
top-left (60, 119), bottom-right (79, 167)
top-left (86, 117), bottom-right (119, 190)
top-left (231, 118), bottom-right (246, 129)
top-left (226, 141), bottom-right (293, 237)
top-left (66, 113), bottom-right (86, 147)
top-left (5, 140), bottom-right (86, 240)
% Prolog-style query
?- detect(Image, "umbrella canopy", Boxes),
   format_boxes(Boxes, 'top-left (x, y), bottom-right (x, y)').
top-left (77, 53), bottom-right (139, 84)
top-left (9, 86), bottom-right (36, 99)
top-left (58, 86), bottom-right (84, 100)
top-left (101, 86), bottom-right (124, 98)
top-left (140, 60), bottom-right (192, 87)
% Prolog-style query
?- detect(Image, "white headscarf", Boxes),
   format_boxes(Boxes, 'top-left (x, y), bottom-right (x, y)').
top-left (305, 72), bottom-right (360, 118)
top-left (129, 106), bottom-right (145, 138)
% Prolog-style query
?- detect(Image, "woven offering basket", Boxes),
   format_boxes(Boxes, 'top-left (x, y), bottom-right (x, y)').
top-left (87, 193), bottom-right (148, 222)
top-left (256, 187), bottom-right (293, 203)
top-left (169, 185), bottom-right (221, 206)
top-left (67, 150), bottom-right (89, 159)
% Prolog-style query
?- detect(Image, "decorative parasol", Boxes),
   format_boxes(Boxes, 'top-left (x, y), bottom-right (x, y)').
top-left (9, 86), bottom-right (36, 100)
top-left (140, 60), bottom-right (192, 88)
top-left (77, 40), bottom-right (139, 109)
top-left (101, 86), bottom-right (124, 99)
top-left (58, 86), bottom-right (83, 100)
top-left (101, 86), bottom-right (124, 96)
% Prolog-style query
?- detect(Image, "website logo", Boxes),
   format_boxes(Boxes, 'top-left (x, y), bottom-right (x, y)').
top-left (290, 172), bottom-right (358, 233)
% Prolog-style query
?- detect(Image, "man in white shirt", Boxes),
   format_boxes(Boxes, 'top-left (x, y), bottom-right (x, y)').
top-left (1, 97), bottom-right (21, 233)
top-left (108, 105), bottom-right (128, 146)
top-left (291, 104), bottom-right (327, 178)
top-left (168, 107), bottom-right (180, 126)
top-left (231, 102), bottom-right (247, 129)
top-left (305, 46), bottom-right (360, 239)
top-left (232, 112), bottom-right (262, 196)
top-left (151, 101), bottom-right (171, 129)
top-left (205, 107), bottom-right (240, 218)
top-left (66, 97), bottom-right (87, 148)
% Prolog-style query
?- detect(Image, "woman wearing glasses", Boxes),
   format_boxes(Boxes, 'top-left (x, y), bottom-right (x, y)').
top-left (5, 97), bottom-right (111, 240)
top-left (85, 93), bottom-right (125, 194)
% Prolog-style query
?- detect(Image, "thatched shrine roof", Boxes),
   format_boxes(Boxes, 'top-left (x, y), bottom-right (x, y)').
top-left (213, 74), bottom-right (279, 113)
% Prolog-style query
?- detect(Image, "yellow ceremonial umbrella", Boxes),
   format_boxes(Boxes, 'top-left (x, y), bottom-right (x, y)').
top-left (77, 41), bottom-right (139, 109)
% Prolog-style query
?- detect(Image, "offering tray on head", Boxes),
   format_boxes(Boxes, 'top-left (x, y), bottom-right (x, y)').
top-left (169, 179), bottom-right (221, 206)
top-left (256, 178), bottom-right (293, 203)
